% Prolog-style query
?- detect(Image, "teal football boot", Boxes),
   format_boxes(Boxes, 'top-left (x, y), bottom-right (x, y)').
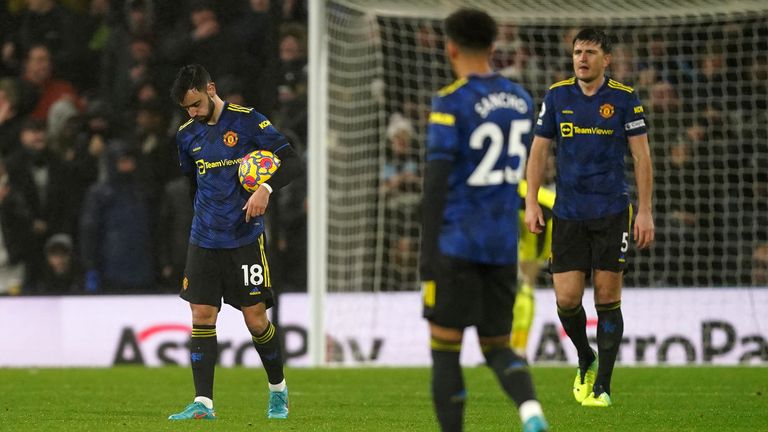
top-left (168, 401), bottom-right (216, 420)
top-left (523, 414), bottom-right (549, 432)
top-left (267, 387), bottom-right (289, 419)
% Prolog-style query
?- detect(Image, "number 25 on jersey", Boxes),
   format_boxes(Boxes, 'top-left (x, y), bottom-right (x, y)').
top-left (467, 119), bottom-right (531, 186)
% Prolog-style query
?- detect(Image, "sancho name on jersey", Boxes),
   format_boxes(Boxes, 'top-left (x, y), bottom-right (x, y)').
top-left (427, 74), bottom-right (535, 265)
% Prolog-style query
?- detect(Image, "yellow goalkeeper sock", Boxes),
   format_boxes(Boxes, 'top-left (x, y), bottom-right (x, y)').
top-left (511, 282), bottom-right (535, 356)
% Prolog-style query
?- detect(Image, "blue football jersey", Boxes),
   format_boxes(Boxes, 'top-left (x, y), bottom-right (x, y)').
top-left (427, 73), bottom-right (534, 265)
top-left (534, 76), bottom-right (648, 220)
top-left (176, 102), bottom-right (289, 249)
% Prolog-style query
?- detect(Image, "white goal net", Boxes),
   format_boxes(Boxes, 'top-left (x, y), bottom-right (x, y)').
top-left (319, 0), bottom-right (768, 296)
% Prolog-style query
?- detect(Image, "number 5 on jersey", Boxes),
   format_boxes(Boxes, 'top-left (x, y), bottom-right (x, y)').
top-left (467, 119), bottom-right (531, 186)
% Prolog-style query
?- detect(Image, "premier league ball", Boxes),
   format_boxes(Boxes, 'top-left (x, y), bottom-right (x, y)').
top-left (238, 150), bottom-right (281, 193)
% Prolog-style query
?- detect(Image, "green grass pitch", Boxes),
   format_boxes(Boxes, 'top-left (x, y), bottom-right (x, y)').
top-left (1, 366), bottom-right (765, 431)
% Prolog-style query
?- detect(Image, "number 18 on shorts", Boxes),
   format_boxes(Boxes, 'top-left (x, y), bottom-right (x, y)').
top-left (181, 234), bottom-right (275, 309)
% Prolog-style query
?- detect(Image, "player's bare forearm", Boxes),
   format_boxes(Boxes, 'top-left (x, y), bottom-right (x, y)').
top-left (525, 136), bottom-right (550, 205)
top-left (629, 133), bottom-right (655, 249)
top-left (243, 186), bottom-right (271, 222)
top-left (524, 136), bottom-right (551, 233)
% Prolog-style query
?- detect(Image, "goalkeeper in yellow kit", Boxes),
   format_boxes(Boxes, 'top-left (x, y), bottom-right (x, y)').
top-left (511, 180), bottom-right (555, 358)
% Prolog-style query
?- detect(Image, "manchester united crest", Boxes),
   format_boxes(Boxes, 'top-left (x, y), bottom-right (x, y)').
top-left (599, 103), bottom-right (614, 119)
top-left (223, 131), bottom-right (238, 147)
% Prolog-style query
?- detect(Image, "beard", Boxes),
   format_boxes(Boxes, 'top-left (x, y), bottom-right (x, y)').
top-left (196, 95), bottom-right (216, 124)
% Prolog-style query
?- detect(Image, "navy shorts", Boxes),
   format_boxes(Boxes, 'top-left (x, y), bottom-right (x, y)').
top-left (422, 255), bottom-right (517, 337)
top-left (550, 206), bottom-right (633, 273)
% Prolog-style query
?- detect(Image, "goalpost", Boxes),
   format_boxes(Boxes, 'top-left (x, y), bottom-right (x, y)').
top-left (307, 0), bottom-right (768, 366)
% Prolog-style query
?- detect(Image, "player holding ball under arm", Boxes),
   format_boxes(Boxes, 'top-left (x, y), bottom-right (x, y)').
top-left (168, 64), bottom-right (303, 421)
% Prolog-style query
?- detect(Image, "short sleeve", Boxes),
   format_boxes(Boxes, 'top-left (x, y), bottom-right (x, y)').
top-left (426, 96), bottom-right (459, 162)
top-left (534, 90), bottom-right (556, 139)
top-left (623, 91), bottom-right (648, 137)
top-left (247, 111), bottom-right (290, 153)
top-left (176, 133), bottom-right (196, 175)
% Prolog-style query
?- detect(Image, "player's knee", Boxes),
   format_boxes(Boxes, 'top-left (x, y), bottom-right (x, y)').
top-left (243, 307), bottom-right (270, 334)
top-left (555, 296), bottom-right (581, 310)
top-left (429, 323), bottom-right (463, 343)
top-left (594, 290), bottom-right (621, 305)
top-left (191, 304), bottom-right (218, 324)
top-left (246, 314), bottom-right (270, 335)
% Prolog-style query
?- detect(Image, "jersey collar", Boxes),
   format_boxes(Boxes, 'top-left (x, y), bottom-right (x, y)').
top-left (574, 75), bottom-right (609, 100)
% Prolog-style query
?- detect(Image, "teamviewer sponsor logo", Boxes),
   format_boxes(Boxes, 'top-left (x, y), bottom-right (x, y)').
top-left (560, 122), bottom-right (573, 137)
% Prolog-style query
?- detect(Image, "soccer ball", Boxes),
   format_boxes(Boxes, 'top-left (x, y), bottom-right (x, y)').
top-left (238, 150), bottom-right (281, 192)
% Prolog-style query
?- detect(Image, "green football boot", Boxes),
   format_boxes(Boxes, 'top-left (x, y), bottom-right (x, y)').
top-left (581, 391), bottom-right (613, 407)
top-left (573, 353), bottom-right (598, 403)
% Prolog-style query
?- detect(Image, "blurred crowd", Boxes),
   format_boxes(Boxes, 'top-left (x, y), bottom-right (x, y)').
top-left (0, 0), bottom-right (308, 295)
top-left (1, 1), bottom-right (765, 295)
top-left (377, 18), bottom-right (768, 288)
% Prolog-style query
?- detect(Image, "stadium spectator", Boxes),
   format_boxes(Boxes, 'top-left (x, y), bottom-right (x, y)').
top-left (746, 53), bottom-right (767, 115)
top-left (273, 24), bottom-right (307, 143)
top-left (234, 0), bottom-right (279, 112)
top-left (81, 0), bottom-right (112, 89)
top-left (45, 97), bottom-right (80, 158)
top-left (79, 142), bottom-right (154, 293)
top-left (280, 0), bottom-right (307, 24)
top-left (28, 233), bottom-right (84, 294)
top-left (608, 44), bottom-right (636, 84)
top-left (2, 0), bottom-right (88, 85)
top-left (547, 27), bottom-right (579, 82)
top-left (99, 0), bottom-right (160, 113)
top-left (752, 243), bottom-right (768, 286)
top-left (0, 0), bottom-right (759, 296)
top-left (161, 1), bottom-right (246, 86)
top-left (0, 4), bottom-right (12, 77)
top-left (216, 75), bottom-right (248, 106)
top-left (0, 158), bottom-right (31, 296)
top-left (0, 77), bottom-right (25, 155)
top-left (6, 117), bottom-right (74, 289)
top-left (64, 98), bottom-right (119, 231)
top-left (637, 33), bottom-right (694, 86)
top-left (18, 44), bottom-right (81, 121)
top-left (156, 175), bottom-right (193, 292)
top-left (645, 80), bottom-right (682, 149)
top-left (132, 98), bottom-right (176, 208)
top-left (655, 123), bottom-right (702, 285)
top-left (277, 26), bottom-right (305, 83)
top-left (694, 47), bottom-right (728, 110)
top-left (381, 112), bottom-right (420, 291)
top-left (277, 24), bottom-right (306, 93)
top-left (494, 25), bottom-right (546, 90)
top-left (112, 35), bottom-right (167, 123)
